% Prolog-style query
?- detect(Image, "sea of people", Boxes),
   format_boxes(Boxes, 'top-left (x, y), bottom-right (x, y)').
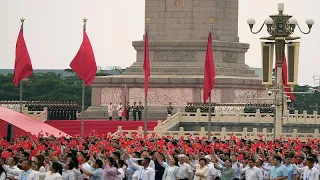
top-left (0, 133), bottom-right (319, 180)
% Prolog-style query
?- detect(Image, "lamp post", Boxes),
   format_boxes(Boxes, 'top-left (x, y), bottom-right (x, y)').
top-left (247, 3), bottom-right (314, 139)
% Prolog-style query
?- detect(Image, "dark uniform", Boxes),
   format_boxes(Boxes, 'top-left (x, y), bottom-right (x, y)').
top-left (132, 102), bottom-right (138, 121)
top-left (138, 102), bottom-right (144, 121)
top-left (125, 102), bottom-right (131, 121)
top-left (167, 103), bottom-right (174, 115)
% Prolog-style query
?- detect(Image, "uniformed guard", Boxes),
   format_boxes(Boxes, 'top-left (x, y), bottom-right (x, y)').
top-left (132, 102), bottom-right (138, 121)
top-left (167, 102), bottom-right (174, 115)
top-left (137, 102), bottom-right (144, 121)
top-left (107, 102), bottom-right (113, 120)
top-left (125, 102), bottom-right (131, 121)
top-left (116, 102), bottom-right (124, 121)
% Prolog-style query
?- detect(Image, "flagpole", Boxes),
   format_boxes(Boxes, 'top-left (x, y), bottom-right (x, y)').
top-left (19, 18), bottom-right (25, 114)
top-left (81, 18), bottom-right (88, 138)
top-left (207, 18), bottom-right (214, 140)
top-left (144, 19), bottom-right (150, 136)
top-left (10, 18), bottom-right (26, 142)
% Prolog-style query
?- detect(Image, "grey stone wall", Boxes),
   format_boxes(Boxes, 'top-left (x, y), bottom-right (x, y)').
top-left (145, 0), bottom-right (239, 42)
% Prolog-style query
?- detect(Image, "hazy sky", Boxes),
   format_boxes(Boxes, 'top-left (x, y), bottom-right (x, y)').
top-left (0, 0), bottom-right (319, 86)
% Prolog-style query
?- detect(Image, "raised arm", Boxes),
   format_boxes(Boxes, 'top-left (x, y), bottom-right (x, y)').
top-left (213, 154), bottom-right (225, 165)
top-left (292, 164), bottom-right (304, 174)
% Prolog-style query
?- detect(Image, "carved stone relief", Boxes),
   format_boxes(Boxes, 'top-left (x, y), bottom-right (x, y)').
top-left (100, 88), bottom-right (121, 106)
top-left (234, 89), bottom-right (257, 103)
top-left (222, 51), bottom-right (238, 63)
top-left (154, 51), bottom-right (196, 61)
top-left (129, 88), bottom-right (193, 105)
top-left (200, 89), bottom-right (222, 103)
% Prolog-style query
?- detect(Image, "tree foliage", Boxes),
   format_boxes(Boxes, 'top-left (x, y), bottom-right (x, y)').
top-left (0, 72), bottom-right (91, 110)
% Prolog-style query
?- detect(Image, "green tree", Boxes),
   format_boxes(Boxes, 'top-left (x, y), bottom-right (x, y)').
top-left (0, 73), bottom-right (91, 110)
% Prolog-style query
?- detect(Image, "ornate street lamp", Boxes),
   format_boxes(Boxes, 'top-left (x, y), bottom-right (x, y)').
top-left (247, 3), bottom-right (314, 139)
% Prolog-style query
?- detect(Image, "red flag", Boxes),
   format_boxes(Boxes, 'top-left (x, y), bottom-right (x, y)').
top-left (70, 31), bottom-right (97, 86)
top-left (143, 31), bottom-right (150, 99)
top-left (282, 55), bottom-right (296, 101)
top-left (203, 32), bottom-right (215, 102)
top-left (13, 30), bottom-right (33, 87)
top-left (122, 86), bottom-right (127, 119)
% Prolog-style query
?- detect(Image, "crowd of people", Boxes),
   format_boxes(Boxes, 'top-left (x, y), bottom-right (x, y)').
top-left (184, 102), bottom-right (297, 114)
top-left (0, 133), bottom-right (319, 180)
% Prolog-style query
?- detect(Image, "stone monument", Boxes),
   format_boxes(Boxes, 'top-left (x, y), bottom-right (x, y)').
top-left (86, 0), bottom-right (266, 119)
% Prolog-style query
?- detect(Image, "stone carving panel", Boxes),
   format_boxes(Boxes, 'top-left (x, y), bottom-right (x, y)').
top-left (128, 88), bottom-right (144, 104)
top-left (234, 89), bottom-right (258, 103)
top-left (154, 51), bottom-right (196, 61)
top-left (200, 89), bottom-right (222, 103)
top-left (259, 90), bottom-right (274, 104)
top-left (129, 88), bottom-right (193, 105)
top-left (222, 51), bottom-right (238, 63)
top-left (100, 88), bottom-right (121, 106)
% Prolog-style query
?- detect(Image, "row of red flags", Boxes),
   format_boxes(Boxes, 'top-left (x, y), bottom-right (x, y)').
top-left (13, 23), bottom-right (294, 103)
top-left (13, 25), bottom-right (97, 88)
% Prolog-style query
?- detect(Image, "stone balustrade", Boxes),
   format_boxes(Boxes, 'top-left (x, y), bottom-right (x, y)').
top-left (112, 125), bottom-right (320, 142)
top-left (152, 108), bottom-right (320, 133)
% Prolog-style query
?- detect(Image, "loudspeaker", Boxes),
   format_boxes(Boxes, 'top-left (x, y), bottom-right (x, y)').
top-left (261, 42), bottom-right (274, 86)
top-left (7, 124), bottom-right (12, 142)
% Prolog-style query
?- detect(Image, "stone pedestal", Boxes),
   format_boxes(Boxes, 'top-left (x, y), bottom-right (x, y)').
top-left (86, 0), bottom-right (267, 120)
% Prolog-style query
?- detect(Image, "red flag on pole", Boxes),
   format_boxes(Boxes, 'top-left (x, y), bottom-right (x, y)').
top-left (282, 55), bottom-right (296, 101)
top-left (122, 86), bottom-right (127, 119)
top-left (13, 30), bottom-right (33, 87)
top-left (143, 31), bottom-right (150, 98)
top-left (70, 31), bottom-right (97, 86)
top-left (203, 32), bottom-right (216, 102)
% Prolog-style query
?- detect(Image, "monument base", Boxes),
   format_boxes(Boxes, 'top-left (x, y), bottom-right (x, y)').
top-left (86, 74), bottom-right (268, 120)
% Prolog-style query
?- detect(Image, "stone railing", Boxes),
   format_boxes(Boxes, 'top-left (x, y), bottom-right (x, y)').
top-left (26, 107), bottom-right (48, 122)
top-left (153, 108), bottom-right (320, 133)
top-left (285, 110), bottom-right (320, 124)
top-left (0, 101), bottom-right (26, 112)
top-left (112, 126), bottom-right (320, 142)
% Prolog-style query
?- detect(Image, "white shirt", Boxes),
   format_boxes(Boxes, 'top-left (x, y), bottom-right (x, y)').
top-left (116, 105), bottom-right (123, 112)
top-left (293, 165), bottom-right (319, 180)
top-left (0, 173), bottom-right (6, 180)
top-left (178, 163), bottom-right (192, 179)
top-left (131, 158), bottom-right (155, 170)
top-left (207, 163), bottom-right (218, 180)
top-left (2, 167), bottom-right (39, 180)
top-left (81, 162), bottom-right (92, 179)
top-left (43, 172), bottom-right (63, 180)
top-left (116, 168), bottom-right (125, 180)
top-left (128, 157), bottom-right (155, 180)
top-left (5, 165), bottom-right (20, 179)
top-left (240, 167), bottom-right (263, 180)
top-left (62, 170), bottom-right (76, 180)
top-left (108, 105), bottom-right (113, 112)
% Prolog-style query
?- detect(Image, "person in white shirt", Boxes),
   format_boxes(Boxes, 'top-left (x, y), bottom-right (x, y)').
top-left (127, 154), bottom-right (155, 180)
top-left (2, 159), bottom-right (40, 180)
top-left (204, 155), bottom-right (219, 180)
top-left (39, 162), bottom-right (63, 180)
top-left (116, 160), bottom-right (125, 180)
top-left (177, 154), bottom-right (192, 180)
top-left (293, 157), bottom-right (319, 180)
top-left (0, 165), bottom-right (7, 180)
top-left (79, 153), bottom-right (91, 180)
top-left (116, 102), bottom-right (124, 121)
top-left (240, 159), bottom-right (263, 180)
top-left (62, 161), bottom-right (76, 180)
top-left (108, 102), bottom-right (114, 120)
top-left (4, 157), bottom-right (20, 179)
